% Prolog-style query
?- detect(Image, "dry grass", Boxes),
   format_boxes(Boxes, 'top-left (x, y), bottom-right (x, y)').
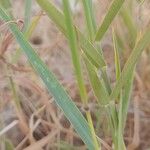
top-left (0, 0), bottom-right (150, 150)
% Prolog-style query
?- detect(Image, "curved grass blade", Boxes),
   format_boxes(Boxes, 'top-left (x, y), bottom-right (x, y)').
top-left (35, 0), bottom-right (112, 95)
top-left (108, 27), bottom-right (150, 149)
top-left (81, 0), bottom-right (111, 93)
top-left (95, 0), bottom-right (125, 41)
top-left (83, 53), bottom-right (109, 105)
top-left (12, 12), bottom-right (42, 63)
top-left (0, 7), bottom-right (95, 150)
top-left (110, 26), bottom-right (150, 100)
top-left (120, 7), bottom-right (137, 47)
top-left (82, 0), bottom-right (96, 41)
top-left (36, 0), bottom-right (106, 69)
top-left (83, 39), bottom-right (116, 148)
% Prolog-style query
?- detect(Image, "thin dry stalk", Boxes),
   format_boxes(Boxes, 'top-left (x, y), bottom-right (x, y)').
top-left (23, 131), bottom-right (58, 150)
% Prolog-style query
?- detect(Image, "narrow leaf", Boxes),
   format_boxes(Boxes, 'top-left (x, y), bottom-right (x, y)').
top-left (83, 53), bottom-right (109, 105)
top-left (110, 27), bottom-right (150, 100)
top-left (120, 7), bottom-right (137, 47)
top-left (35, 0), bottom-right (112, 95)
top-left (62, 2), bottom-right (100, 148)
top-left (36, 0), bottom-right (106, 68)
top-left (95, 0), bottom-right (125, 41)
top-left (82, 0), bottom-right (96, 41)
top-left (0, 7), bottom-right (95, 149)
top-left (12, 12), bottom-right (42, 63)
top-left (113, 30), bottom-right (121, 82)
top-left (113, 30), bottom-right (125, 149)
top-left (63, 0), bottom-right (87, 103)
top-left (122, 68), bottom-right (134, 128)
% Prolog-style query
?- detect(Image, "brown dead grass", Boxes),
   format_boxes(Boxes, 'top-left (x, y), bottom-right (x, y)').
top-left (0, 0), bottom-right (150, 150)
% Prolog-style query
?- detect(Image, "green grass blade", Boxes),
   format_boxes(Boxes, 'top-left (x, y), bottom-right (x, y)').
top-left (35, 0), bottom-right (112, 95)
top-left (110, 27), bottom-right (150, 100)
top-left (80, 0), bottom-right (111, 94)
top-left (83, 38), bottom-right (113, 148)
top-left (122, 68), bottom-right (134, 128)
top-left (83, 53), bottom-right (109, 105)
top-left (86, 111), bottom-right (100, 150)
top-left (119, 5), bottom-right (137, 130)
top-left (24, 14), bottom-right (42, 38)
top-left (82, 0), bottom-right (96, 41)
top-left (77, 32), bottom-right (105, 68)
top-left (113, 30), bottom-right (125, 149)
top-left (12, 13), bottom-right (42, 63)
top-left (113, 30), bottom-right (121, 84)
top-left (63, 0), bottom-right (87, 104)
top-left (63, 2), bottom-right (100, 148)
top-left (108, 26), bottom-right (150, 149)
top-left (95, 0), bottom-right (125, 41)
top-left (36, 0), bottom-right (66, 34)
top-left (36, 0), bottom-right (106, 69)
top-left (120, 7), bottom-right (137, 47)
top-left (0, 0), bottom-right (11, 10)
top-left (0, 7), bottom-right (95, 150)
top-left (116, 69), bottom-right (134, 150)
top-left (24, 0), bottom-right (32, 32)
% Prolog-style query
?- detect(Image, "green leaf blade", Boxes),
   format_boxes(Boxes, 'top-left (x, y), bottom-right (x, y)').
top-left (113, 30), bottom-right (121, 81)
top-left (36, 0), bottom-right (106, 69)
top-left (83, 54), bottom-right (109, 105)
top-left (120, 7), bottom-right (137, 47)
top-left (0, 7), bottom-right (95, 150)
top-left (63, 0), bottom-right (87, 103)
top-left (110, 27), bottom-right (150, 100)
top-left (82, 0), bottom-right (96, 41)
top-left (24, 0), bottom-right (32, 32)
top-left (95, 0), bottom-right (125, 41)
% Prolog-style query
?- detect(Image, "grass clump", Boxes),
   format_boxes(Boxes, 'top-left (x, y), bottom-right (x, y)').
top-left (0, 0), bottom-right (150, 149)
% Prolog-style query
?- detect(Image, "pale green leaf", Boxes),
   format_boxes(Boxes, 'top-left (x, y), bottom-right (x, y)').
top-left (110, 27), bottom-right (150, 101)
top-left (36, 0), bottom-right (106, 69)
top-left (24, 0), bottom-right (32, 32)
top-left (63, 0), bottom-right (87, 103)
top-left (95, 0), bottom-right (125, 41)
top-left (82, 0), bottom-right (96, 41)
top-left (83, 53), bottom-right (109, 105)
top-left (0, 7), bottom-right (95, 149)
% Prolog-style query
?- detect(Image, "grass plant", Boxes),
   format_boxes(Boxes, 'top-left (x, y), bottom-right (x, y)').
top-left (0, 0), bottom-right (150, 149)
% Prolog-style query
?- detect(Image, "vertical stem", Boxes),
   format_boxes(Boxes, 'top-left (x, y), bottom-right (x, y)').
top-left (63, 1), bottom-right (100, 149)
